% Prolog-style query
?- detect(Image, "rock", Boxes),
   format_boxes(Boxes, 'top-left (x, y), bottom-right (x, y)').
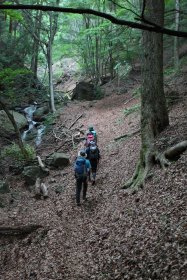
top-left (9, 165), bottom-right (23, 175)
top-left (33, 106), bottom-right (50, 121)
top-left (47, 153), bottom-right (70, 168)
top-left (0, 181), bottom-right (10, 194)
top-left (23, 127), bottom-right (38, 141)
top-left (71, 82), bottom-right (96, 101)
top-left (22, 166), bottom-right (49, 186)
top-left (0, 110), bottom-right (27, 135)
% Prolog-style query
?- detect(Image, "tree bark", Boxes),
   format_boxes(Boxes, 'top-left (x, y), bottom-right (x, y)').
top-left (31, 8), bottom-right (42, 79)
top-left (47, 34), bottom-right (56, 113)
top-left (123, 0), bottom-right (169, 191)
top-left (174, 0), bottom-right (180, 68)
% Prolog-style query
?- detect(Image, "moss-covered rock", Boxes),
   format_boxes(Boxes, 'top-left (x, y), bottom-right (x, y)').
top-left (22, 166), bottom-right (49, 186)
top-left (47, 153), bottom-right (70, 168)
top-left (0, 110), bottom-right (27, 135)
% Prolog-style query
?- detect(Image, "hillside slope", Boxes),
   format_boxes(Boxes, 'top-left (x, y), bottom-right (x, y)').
top-left (0, 72), bottom-right (186, 280)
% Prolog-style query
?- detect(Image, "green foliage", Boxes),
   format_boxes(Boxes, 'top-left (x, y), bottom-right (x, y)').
top-left (94, 86), bottom-right (104, 100)
top-left (1, 143), bottom-right (36, 162)
top-left (114, 62), bottom-right (132, 78)
top-left (178, 55), bottom-right (187, 69)
top-left (164, 66), bottom-right (176, 76)
top-left (123, 104), bottom-right (140, 117)
top-left (0, 68), bottom-right (31, 86)
top-left (3, 2), bottom-right (23, 21)
top-left (0, 68), bottom-right (32, 101)
top-left (132, 86), bottom-right (141, 97)
top-left (43, 111), bottom-right (58, 127)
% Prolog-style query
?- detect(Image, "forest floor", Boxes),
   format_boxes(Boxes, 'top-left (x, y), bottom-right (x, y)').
top-left (0, 69), bottom-right (187, 280)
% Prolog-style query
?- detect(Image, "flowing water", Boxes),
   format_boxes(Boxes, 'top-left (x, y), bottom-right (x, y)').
top-left (22, 105), bottom-right (46, 146)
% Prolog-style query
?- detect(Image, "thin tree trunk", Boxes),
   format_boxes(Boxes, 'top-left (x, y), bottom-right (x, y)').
top-left (47, 39), bottom-right (56, 113)
top-left (0, 100), bottom-right (29, 160)
top-left (31, 9), bottom-right (42, 79)
top-left (174, 0), bottom-right (180, 68)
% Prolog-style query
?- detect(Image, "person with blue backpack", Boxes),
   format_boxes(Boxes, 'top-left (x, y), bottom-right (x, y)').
top-left (74, 149), bottom-right (91, 206)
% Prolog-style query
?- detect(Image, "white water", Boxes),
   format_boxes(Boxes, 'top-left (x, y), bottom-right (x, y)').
top-left (22, 105), bottom-right (46, 146)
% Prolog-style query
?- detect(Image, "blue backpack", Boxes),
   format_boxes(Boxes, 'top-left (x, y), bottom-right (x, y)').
top-left (74, 157), bottom-right (87, 177)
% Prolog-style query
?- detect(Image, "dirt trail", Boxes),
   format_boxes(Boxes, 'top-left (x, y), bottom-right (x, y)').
top-left (0, 75), bottom-right (187, 279)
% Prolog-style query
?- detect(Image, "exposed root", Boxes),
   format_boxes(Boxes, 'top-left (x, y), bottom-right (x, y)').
top-left (156, 140), bottom-right (187, 169)
top-left (122, 158), bottom-right (151, 193)
top-left (155, 152), bottom-right (171, 169)
top-left (164, 140), bottom-right (187, 159)
top-left (123, 140), bottom-right (187, 193)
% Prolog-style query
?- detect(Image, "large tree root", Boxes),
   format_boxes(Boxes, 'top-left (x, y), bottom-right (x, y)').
top-left (123, 153), bottom-right (152, 193)
top-left (123, 141), bottom-right (187, 193)
top-left (0, 225), bottom-right (43, 236)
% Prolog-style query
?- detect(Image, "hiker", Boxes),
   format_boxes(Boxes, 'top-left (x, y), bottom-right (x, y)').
top-left (86, 141), bottom-right (100, 185)
top-left (87, 126), bottom-right (97, 143)
top-left (74, 149), bottom-right (91, 206)
top-left (84, 126), bottom-right (97, 147)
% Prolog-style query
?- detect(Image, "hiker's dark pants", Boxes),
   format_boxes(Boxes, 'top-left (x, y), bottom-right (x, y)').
top-left (90, 159), bottom-right (98, 173)
top-left (76, 176), bottom-right (87, 204)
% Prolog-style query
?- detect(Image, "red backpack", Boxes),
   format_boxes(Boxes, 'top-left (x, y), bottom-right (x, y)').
top-left (86, 132), bottom-right (94, 147)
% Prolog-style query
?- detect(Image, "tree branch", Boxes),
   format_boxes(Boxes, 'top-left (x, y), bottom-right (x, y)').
top-left (68, 114), bottom-right (83, 129)
top-left (114, 129), bottom-right (140, 141)
top-left (1, 4), bottom-right (187, 37)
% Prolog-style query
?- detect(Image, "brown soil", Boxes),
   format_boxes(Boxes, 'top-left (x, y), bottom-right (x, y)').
top-left (0, 71), bottom-right (186, 280)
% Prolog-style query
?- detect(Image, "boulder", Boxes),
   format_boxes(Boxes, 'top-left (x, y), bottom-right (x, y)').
top-left (47, 152), bottom-right (70, 168)
top-left (71, 82), bottom-right (95, 101)
top-left (0, 110), bottom-right (27, 135)
top-left (22, 166), bottom-right (49, 186)
top-left (33, 106), bottom-right (50, 121)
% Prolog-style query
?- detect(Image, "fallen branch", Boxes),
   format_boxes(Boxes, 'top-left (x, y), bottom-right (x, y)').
top-left (0, 224), bottom-right (43, 235)
top-left (124, 96), bottom-right (136, 106)
top-left (68, 114), bottom-right (83, 129)
top-left (36, 155), bottom-right (49, 173)
top-left (52, 129), bottom-right (63, 141)
top-left (72, 134), bottom-right (75, 149)
top-left (114, 129), bottom-right (140, 141)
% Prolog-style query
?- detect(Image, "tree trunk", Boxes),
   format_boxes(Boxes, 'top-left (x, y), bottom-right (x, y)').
top-left (46, 12), bottom-right (57, 113)
top-left (174, 0), bottom-right (180, 68)
top-left (124, 0), bottom-right (169, 191)
top-left (0, 100), bottom-right (29, 160)
top-left (31, 9), bottom-right (42, 79)
top-left (47, 40), bottom-right (56, 113)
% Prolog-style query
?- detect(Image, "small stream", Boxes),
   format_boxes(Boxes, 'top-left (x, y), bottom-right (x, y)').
top-left (22, 105), bottom-right (46, 146)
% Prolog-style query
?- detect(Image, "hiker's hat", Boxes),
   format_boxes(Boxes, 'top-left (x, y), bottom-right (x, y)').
top-left (78, 149), bottom-right (87, 158)
top-left (89, 126), bottom-right (94, 131)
